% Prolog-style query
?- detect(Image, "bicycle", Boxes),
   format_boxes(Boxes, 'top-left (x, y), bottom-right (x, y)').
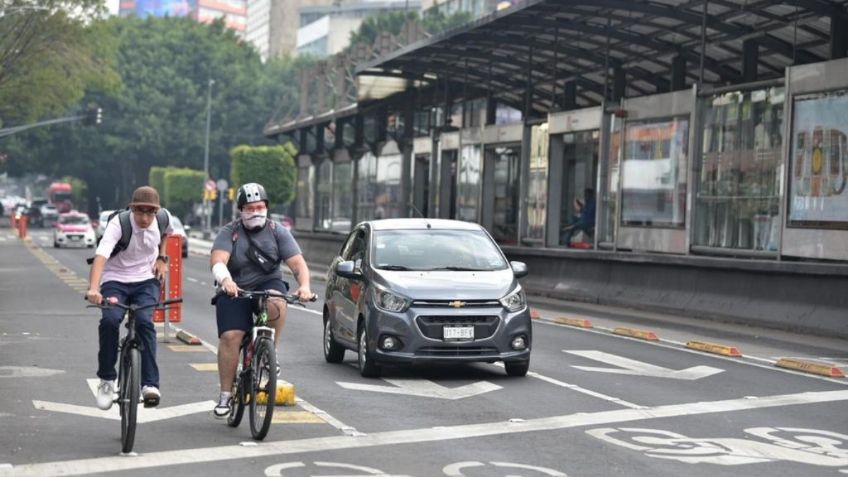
top-left (217, 289), bottom-right (315, 440)
top-left (86, 296), bottom-right (183, 453)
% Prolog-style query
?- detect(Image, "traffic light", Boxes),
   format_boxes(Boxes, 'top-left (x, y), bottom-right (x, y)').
top-left (203, 189), bottom-right (218, 201)
top-left (83, 107), bottom-right (103, 126)
top-left (228, 187), bottom-right (235, 201)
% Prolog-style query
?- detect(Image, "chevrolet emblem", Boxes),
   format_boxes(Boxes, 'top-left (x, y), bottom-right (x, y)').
top-left (448, 300), bottom-right (466, 308)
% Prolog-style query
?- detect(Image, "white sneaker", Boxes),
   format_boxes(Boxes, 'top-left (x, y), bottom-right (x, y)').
top-left (142, 385), bottom-right (160, 408)
top-left (96, 379), bottom-right (116, 410)
top-left (213, 392), bottom-right (231, 419)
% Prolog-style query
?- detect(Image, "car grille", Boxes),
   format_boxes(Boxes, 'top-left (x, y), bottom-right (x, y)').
top-left (416, 315), bottom-right (500, 341)
top-left (412, 299), bottom-right (500, 308)
top-left (416, 346), bottom-right (500, 357)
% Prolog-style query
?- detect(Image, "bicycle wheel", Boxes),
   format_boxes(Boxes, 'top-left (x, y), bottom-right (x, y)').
top-left (227, 349), bottom-right (246, 428)
top-left (120, 346), bottom-right (140, 453)
top-left (248, 337), bottom-right (276, 440)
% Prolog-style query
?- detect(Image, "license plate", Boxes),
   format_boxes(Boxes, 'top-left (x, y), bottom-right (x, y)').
top-left (443, 325), bottom-right (474, 340)
top-left (70, 236), bottom-right (81, 240)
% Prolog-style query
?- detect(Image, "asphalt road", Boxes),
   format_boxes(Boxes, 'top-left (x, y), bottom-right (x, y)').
top-left (1, 226), bottom-right (847, 477)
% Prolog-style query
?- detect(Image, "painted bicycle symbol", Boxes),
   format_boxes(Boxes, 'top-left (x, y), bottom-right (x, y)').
top-left (587, 426), bottom-right (848, 471)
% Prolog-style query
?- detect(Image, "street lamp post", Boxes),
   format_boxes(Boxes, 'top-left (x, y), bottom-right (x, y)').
top-left (202, 78), bottom-right (215, 238)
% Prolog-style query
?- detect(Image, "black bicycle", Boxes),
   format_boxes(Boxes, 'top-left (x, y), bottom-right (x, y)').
top-left (87, 297), bottom-right (183, 453)
top-left (220, 289), bottom-right (315, 440)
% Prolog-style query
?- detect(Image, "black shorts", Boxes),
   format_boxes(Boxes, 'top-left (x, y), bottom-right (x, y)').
top-left (215, 278), bottom-right (289, 337)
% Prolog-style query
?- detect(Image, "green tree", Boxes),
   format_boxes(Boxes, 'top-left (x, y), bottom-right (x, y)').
top-left (4, 15), bottom-right (299, 216)
top-left (163, 167), bottom-right (204, 218)
top-left (0, 0), bottom-right (119, 125)
top-left (230, 143), bottom-right (297, 207)
top-left (149, 166), bottom-right (166, 195)
top-left (348, 11), bottom-right (417, 48)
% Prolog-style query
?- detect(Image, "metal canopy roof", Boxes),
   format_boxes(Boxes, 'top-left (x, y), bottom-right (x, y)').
top-left (356, 0), bottom-right (848, 114)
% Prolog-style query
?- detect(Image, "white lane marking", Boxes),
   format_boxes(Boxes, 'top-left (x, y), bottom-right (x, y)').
top-left (566, 350), bottom-right (724, 380)
top-left (0, 366), bottom-right (65, 378)
top-left (337, 379), bottom-right (502, 400)
top-left (535, 319), bottom-right (848, 385)
top-left (5, 389), bottom-right (848, 476)
top-left (187, 277), bottom-right (199, 283)
top-left (490, 362), bottom-right (643, 409)
top-left (33, 379), bottom-right (215, 423)
top-left (444, 461), bottom-right (567, 477)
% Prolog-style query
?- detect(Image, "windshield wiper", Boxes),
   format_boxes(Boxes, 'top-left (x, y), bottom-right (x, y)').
top-left (426, 266), bottom-right (490, 271)
top-left (377, 265), bottom-right (413, 271)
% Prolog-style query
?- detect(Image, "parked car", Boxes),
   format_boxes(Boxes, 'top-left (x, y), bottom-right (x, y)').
top-left (54, 212), bottom-right (96, 248)
top-left (270, 213), bottom-right (294, 231)
top-left (323, 218), bottom-right (531, 378)
top-left (40, 204), bottom-right (59, 225)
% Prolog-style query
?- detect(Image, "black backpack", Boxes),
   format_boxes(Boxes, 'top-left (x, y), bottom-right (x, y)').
top-left (86, 208), bottom-right (170, 265)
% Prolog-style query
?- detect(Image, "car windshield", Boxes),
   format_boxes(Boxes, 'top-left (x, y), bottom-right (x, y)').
top-left (59, 215), bottom-right (88, 225)
top-left (372, 229), bottom-right (508, 271)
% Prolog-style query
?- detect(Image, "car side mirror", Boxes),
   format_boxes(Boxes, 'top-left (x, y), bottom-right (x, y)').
top-left (335, 260), bottom-right (363, 280)
top-left (510, 261), bottom-right (528, 278)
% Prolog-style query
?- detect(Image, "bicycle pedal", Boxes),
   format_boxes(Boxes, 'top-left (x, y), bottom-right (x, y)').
top-left (143, 396), bottom-right (160, 408)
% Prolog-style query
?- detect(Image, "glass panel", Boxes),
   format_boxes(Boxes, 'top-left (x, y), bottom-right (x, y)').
top-left (789, 89), bottom-right (848, 228)
top-left (696, 87), bottom-right (784, 250)
top-left (599, 117), bottom-right (623, 243)
top-left (488, 143), bottom-right (520, 245)
top-left (373, 229), bottom-right (508, 271)
top-left (356, 152), bottom-right (377, 221)
top-left (316, 160), bottom-right (332, 230)
top-left (457, 144), bottom-right (482, 222)
top-left (621, 117), bottom-right (689, 227)
top-left (295, 165), bottom-right (313, 229)
top-left (559, 130), bottom-right (599, 247)
top-left (524, 123), bottom-right (549, 244)
top-left (330, 161), bottom-right (353, 233)
top-left (375, 152), bottom-right (403, 219)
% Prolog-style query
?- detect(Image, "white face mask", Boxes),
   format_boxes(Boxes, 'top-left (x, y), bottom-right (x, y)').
top-left (241, 209), bottom-right (267, 229)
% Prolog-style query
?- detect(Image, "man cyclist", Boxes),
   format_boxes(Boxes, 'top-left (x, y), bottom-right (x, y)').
top-left (210, 182), bottom-right (315, 418)
top-left (85, 186), bottom-right (180, 410)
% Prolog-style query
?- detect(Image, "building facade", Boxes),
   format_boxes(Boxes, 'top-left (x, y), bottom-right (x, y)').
top-left (119, 0), bottom-right (247, 35)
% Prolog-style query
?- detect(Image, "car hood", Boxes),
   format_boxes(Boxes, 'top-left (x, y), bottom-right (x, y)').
top-left (58, 225), bottom-right (90, 233)
top-left (373, 269), bottom-right (516, 300)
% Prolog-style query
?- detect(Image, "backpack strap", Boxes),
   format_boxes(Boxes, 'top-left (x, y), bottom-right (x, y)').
top-left (156, 208), bottom-right (170, 238)
top-left (112, 210), bottom-right (133, 256)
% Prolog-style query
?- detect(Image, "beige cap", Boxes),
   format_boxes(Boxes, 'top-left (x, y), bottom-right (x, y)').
top-left (128, 186), bottom-right (160, 209)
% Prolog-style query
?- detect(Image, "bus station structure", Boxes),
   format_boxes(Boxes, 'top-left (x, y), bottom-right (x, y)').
top-left (265, 0), bottom-right (848, 337)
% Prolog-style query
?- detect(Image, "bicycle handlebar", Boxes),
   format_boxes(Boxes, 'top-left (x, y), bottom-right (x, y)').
top-left (84, 296), bottom-right (183, 312)
top-left (215, 288), bottom-right (317, 306)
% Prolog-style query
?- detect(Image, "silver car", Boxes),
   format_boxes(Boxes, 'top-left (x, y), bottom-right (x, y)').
top-left (323, 219), bottom-right (531, 378)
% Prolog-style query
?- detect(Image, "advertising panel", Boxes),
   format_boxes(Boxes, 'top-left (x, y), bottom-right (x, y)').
top-left (789, 89), bottom-right (848, 227)
top-left (135, 0), bottom-right (196, 17)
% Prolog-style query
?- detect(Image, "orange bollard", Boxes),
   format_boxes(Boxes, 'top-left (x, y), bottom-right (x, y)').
top-left (18, 214), bottom-right (28, 238)
top-left (153, 235), bottom-right (183, 323)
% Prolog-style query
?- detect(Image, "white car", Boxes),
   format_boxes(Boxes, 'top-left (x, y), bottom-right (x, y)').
top-left (54, 212), bottom-right (96, 248)
top-left (95, 210), bottom-right (115, 239)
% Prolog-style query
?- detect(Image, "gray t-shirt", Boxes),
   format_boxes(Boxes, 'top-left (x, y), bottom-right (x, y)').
top-left (212, 220), bottom-right (302, 290)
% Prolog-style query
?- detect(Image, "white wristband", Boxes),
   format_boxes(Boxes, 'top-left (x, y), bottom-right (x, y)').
top-left (212, 262), bottom-right (232, 284)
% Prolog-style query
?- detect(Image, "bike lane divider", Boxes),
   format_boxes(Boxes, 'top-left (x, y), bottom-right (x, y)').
top-left (776, 358), bottom-right (846, 378)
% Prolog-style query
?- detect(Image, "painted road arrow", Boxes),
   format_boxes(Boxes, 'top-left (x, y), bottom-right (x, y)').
top-left (337, 378), bottom-right (502, 400)
top-left (32, 379), bottom-right (215, 423)
top-left (565, 350), bottom-right (724, 380)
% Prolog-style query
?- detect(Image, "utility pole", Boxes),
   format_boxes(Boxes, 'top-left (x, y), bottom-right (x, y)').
top-left (202, 78), bottom-right (215, 238)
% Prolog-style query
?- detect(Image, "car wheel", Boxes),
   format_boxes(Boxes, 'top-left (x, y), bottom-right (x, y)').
top-left (323, 315), bottom-right (345, 363)
top-left (357, 323), bottom-right (381, 378)
top-left (53, 240), bottom-right (59, 249)
top-left (504, 360), bottom-right (529, 377)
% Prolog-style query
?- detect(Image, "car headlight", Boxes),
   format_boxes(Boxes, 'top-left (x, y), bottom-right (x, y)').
top-left (373, 287), bottom-right (411, 313)
top-left (500, 286), bottom-right (526, 312)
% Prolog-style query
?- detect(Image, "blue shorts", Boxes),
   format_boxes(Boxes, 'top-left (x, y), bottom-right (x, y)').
top-left (215, 278), bottom-right (289, 337)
